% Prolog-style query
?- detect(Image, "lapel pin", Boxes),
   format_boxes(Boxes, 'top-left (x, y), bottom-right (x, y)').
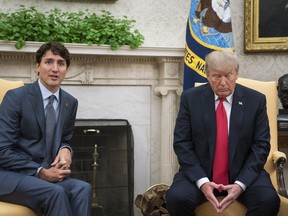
top-left (239, 101), bottom-right (243, 106)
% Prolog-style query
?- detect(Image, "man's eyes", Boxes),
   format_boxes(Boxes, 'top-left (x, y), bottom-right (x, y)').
top-left (58, 61), bottom-right (66, 66)
top-left (44, 60), bottom-right (66, 66)
top-left (212, 74), bottom-right (221, 79)
top-left (212, 73), bottom-right (233, 79)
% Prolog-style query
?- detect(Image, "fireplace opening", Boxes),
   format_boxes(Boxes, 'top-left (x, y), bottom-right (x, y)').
top-left (70, 119), bottom-right (134, 216)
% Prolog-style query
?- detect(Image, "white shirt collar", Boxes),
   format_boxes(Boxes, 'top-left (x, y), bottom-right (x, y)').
top-left (214, 93), bottom-right (233, 104)
top-left (38, 79), bottom-right (60, 101)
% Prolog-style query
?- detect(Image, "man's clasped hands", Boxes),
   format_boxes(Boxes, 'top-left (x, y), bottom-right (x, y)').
top-left (201, 182), bottom-right (243, 213)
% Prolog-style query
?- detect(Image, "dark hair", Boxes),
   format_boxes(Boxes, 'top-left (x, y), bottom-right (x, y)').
top-left (35, 41), bottom-right (71, 68)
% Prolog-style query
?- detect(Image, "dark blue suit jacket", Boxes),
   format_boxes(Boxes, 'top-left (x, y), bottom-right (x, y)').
top-left (173, 83), bottom-right (271, 188)
top-left (0, 81), bottom-right (78, 195)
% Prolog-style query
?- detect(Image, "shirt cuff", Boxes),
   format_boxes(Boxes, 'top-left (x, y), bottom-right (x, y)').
top-left (59, 145), bottom-right (73, 155)
top-left (196, 177), bottom-right (210, 189)
top-left (235, 180), bottom-right (246, 191)
top-left (36, 166), bottom-right (43, 177)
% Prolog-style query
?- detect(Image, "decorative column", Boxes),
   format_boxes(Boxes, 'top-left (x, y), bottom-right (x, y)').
top-left (155, 58), bottom-right (182, 184)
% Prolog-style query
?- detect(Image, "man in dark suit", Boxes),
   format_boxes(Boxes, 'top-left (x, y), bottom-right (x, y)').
top-left (166, 49), bottom-right (280, 215)
top-left (0, 42), bottom-right (91, 216)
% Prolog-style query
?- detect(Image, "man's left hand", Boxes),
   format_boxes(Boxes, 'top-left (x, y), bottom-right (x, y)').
top-left (217, 183), bottom-right (243, 213)
top-left (51, 147), bottom-right (72, 170)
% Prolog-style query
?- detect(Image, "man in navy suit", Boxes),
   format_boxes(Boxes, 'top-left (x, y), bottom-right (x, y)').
top-left (166, 49), bottom-right (280, 215)
top-left (0, 42), bottom-right (91, 215)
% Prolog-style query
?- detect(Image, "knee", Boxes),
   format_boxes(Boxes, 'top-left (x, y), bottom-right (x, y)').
top-left (42, 184), bottom-right (69, 204)
top-left (166, 187), bottom-right (193, 210)
top-left (166, 187), bottom-right (199, 216)
top-left (80, 181), bottom-right (92, 193)
top-left (166, 188), bottom-right (182, 214)
top-left (166, 187), bottom-right (186, 206)
top-left (252, 190), bottom-right (280, 215)
top-left (260, 190), bottom-right (280, 207)
top-left (263, 192), bottom-right (280, 213)
top-left (50, 185), bottom-right (67, 198)
top-left (74, 180), bottom-right (92, 197)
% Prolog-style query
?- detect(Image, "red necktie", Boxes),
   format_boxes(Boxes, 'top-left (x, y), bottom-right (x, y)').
top-left (213, 98), bottom-right (229, 186)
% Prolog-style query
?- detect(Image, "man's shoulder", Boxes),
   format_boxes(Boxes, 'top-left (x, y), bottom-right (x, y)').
top-left (183, 83), bottom-right (210, 96)
top-left (5, 82), bottom-right (33, 97)
top-left (236, 83), bottom-right (265, 97)
top-left (59, 88), bottom-right (78, 102)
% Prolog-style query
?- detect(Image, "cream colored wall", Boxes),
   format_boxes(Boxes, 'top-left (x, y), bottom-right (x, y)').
top-left (1, 0), bottom-right (287, 107)
top-left (0, 0), bottom-right (190, 48)
top-left (231, 1), bottom-right (288, 85)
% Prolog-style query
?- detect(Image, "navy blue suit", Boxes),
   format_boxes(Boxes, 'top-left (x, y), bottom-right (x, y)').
top-left (0, 81), bottom-right (91, 216)
top-left (166, 83), bottom-right (280, 216)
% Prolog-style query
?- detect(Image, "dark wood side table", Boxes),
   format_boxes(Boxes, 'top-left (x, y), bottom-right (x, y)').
top-left (278, 130), bottom-right (288, 149)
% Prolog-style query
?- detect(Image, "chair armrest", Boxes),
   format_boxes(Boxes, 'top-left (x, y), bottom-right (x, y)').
top-left (272, 151), bottom-right (288, 198)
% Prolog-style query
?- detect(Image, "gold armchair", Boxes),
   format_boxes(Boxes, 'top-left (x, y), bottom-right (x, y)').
top-left (0, 79), bottom-right (38, 216)
top-left (195, 78), bottom-right (288, 216)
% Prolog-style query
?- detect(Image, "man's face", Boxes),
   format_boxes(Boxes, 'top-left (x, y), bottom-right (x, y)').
top-left (207, 68), bottom-right (238, 98)
top-left (36, 50), bottom-right (68, 93)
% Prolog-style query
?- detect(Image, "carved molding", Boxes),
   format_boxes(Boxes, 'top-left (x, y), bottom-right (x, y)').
top-left (72, 56), bottom-right (157, 64)
top-left (0, 41), bottom-right (185, 56)
top-left (154, 86), bottom-right (182, 97)
top-left (0, 53), bottom-right (32, 60)
top-left (0, 42), bottom-right (185, 87)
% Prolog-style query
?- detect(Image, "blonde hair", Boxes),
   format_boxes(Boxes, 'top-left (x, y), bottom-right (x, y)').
top-left (205, 49), bottom-right (239, 75)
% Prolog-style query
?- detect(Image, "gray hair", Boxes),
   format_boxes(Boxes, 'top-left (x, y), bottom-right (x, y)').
top-left (205, 49), bottom-right (239, 75)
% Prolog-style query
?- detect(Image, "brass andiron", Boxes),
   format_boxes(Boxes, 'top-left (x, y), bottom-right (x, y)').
top-left (92, 144), bottom-right (103, 210)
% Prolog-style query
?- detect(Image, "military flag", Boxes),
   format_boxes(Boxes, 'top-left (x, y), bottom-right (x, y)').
top-left (183, 0), bottom-right (234, 90)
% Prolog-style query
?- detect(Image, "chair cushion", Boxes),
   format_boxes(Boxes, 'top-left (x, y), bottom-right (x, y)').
top-left (195, 197), bottom-right (246, 216)
top-left (0, 201), bottom-right (38, 216)
top-left (195, 195), bottom-right (288, 216)
top-left (279, 195), bottom-right (288, 216)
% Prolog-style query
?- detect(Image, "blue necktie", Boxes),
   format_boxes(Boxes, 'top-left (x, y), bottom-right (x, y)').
top-left (43, 95), bottom-right (56, 168)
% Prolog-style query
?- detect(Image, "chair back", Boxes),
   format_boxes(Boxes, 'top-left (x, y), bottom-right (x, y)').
top-left (0, 79), bottom-right (24, 103)
top-left (195, 77), bottom-right (278, 188)
top-left (236, 78), bottom-right (278, 188)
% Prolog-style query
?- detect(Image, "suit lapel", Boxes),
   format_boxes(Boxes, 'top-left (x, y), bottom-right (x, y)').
top-left (52, 89), bottom-right (67, 157)
top-left (202, 85), bottom-right (217, 160)
top-left (29, 82), bottom-right (45, 135)
top-left (229, 84), bottom-right (244, 167)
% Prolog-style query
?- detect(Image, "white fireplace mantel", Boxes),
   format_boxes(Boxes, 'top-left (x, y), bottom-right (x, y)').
top-left (0, 41), bottom-right (185, 57)
top-left (0, 41), bottom-right (184, 215)
top-left (0, 41), bottom-right (185, 85)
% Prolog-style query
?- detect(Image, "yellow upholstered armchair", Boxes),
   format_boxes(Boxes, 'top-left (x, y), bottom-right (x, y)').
top-left (194, 78), bottom-right (288, 216)
top-left (0, 79), bottom-right (38, 216)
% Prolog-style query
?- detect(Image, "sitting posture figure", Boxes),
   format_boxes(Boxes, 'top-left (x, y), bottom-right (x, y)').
top-left (166, 49), bottom-right (280, 216)
top-left (0, 41), bottom-right (91, 216)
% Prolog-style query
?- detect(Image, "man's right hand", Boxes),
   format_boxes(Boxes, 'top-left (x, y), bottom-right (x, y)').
top-left (38, 161), bottom-right (71, 182)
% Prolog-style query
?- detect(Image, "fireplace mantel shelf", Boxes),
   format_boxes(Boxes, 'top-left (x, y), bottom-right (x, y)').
top-left (0, 41), bottom-right (185, 57)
